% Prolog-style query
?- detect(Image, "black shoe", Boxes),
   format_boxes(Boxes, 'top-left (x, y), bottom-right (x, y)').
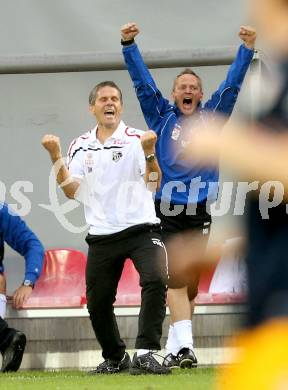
top-left (162, 352), bottom-right (180, 368)
top-left (1, 331), bottom-right (26, 372)
top-left (130, 352), bottom-right (171, 375)
top-left (89, 352), bottom-right (131, 374)
top-left (177, 347), bottom-right (197, 368)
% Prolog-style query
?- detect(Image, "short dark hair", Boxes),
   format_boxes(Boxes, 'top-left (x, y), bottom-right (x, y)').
top-left (89, 81), bottom-right (123, 105)
top-left (173, 68), bottom-right (203, 91)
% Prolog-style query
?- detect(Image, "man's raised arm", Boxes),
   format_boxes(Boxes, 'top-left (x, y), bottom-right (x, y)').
top-left (204, 26), bottom-right (256, 115)
top-left (41, 134), bottom-right (80, 199)
top-left (121, 22), bottom-right (171, 130)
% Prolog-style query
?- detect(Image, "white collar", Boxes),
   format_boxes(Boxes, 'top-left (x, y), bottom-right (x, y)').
top-left (94, 120), bottom-right (127, 143)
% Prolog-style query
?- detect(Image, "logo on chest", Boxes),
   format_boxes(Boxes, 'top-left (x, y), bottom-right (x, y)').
top-left (85, 152), bottom-right (95, 167)
top-left (112, 151), bottom-right (123, 162)
top-left (171, 124), bottom-right (181, 141)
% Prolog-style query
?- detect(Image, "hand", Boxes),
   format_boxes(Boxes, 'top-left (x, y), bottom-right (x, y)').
top-left (239, 25), bottom-right (257, 49)
top-left (42, 134), bottom-right (62, 160)
top-left (141, 130), bottom-right (157, 155)
top-left (121, 22), bottom-right (140, 41)
top-left (12, 285), bottom-right (33, 309)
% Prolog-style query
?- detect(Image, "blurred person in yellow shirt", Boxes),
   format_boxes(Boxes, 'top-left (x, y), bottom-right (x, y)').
top-left (183, 0), bottom-right (288, 388)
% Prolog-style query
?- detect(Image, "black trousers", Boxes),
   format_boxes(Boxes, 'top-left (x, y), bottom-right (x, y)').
top-left (0, 317), bottom-right (9, 352)
top-left (85, 224), bottom-right (167, 361)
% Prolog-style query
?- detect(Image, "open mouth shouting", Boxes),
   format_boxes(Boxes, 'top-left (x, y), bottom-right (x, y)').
top-left (104, 107), bottom-right (116, 118)
top-left (183, 97), bottom-right (193, 110)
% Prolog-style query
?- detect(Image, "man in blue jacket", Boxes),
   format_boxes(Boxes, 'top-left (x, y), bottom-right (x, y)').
top-left (0, 203), bottom-right (44, 372)
top-left (121, 23), bottom-right (256, 368)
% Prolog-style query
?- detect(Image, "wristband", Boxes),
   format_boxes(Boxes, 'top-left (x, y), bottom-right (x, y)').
top-left (121, 38), bottom-right (135, 46)
top-left (145, 153), bottom-right (156, 162)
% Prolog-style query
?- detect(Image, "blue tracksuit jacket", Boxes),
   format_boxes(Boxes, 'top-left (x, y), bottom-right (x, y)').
top-left (123, 43), bottom-right (254, 205)
top-left (0, 203), bottom-right (44, 284)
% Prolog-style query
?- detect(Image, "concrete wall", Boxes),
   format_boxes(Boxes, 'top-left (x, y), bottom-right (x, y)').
top-left (5, 304), bottom-right (246, 368)
top-left (0, 0), bottom-right (248, 54)
top-left (0, 0), bottom-right (250, 291)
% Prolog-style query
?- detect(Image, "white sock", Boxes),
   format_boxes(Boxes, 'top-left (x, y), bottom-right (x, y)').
top-left (173, 320), bottom-right (193, 352)
top-left (137, 349), bottom-right (150, 357)
top-left (165, 325), bottom-right (179, 356)
top-left (0, 293), bottom-right (7, 319)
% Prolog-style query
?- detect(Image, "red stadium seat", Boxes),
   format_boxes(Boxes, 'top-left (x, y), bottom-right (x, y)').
top-left (198, 264), bottom-right (217, 294)
top-left (23, 248), bottom-right (87, 308)
top-left (115, 259), bottom-right (141, 306)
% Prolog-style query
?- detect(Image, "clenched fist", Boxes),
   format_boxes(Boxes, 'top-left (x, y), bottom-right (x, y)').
top-left (140, 130), bottom-right (157, 155)
top-left (41, 134), bottom-right (62, 160)
top-left (121, 22), bottom-right (140, 42)
top-left (239, 26), bottom-right (257, 49)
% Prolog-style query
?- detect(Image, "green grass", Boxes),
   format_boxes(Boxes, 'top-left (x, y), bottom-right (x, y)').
top-left (0, 368), bottom-right (216, 390)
